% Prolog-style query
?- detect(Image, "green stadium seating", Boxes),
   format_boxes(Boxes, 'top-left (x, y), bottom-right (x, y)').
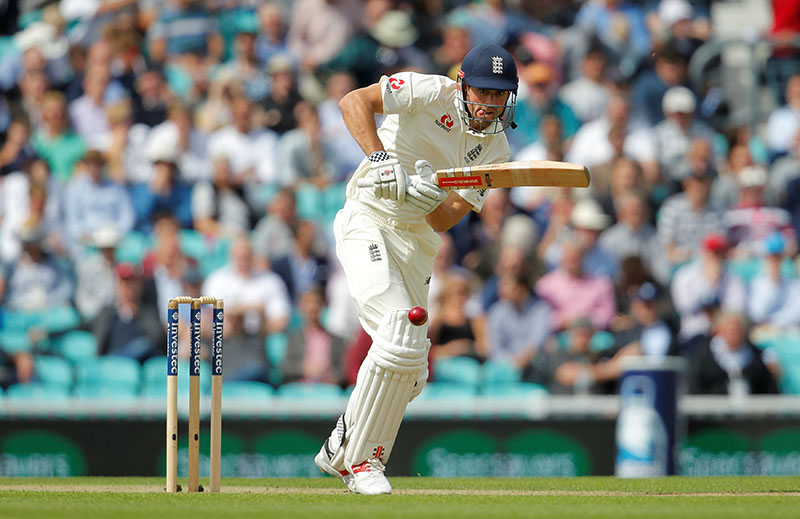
top-left (5, 383), bottom-right (70, 401)
top-left (266, 333), bottom-right (288, 385)
top-left (73, 383), bottom-right (139, 401)
top-left (277, 382), bottom-right (343, 400)
top-left (34, 356), bottom-right (73, 390)
top-left (482, 358), bottom-right (521, 386)
top-left (222, 381), bottom-right (275, 401)
top-left (416, 382), bottom-right (479, 399)
top-left (75, 356), bottom-right (141, 394)
top-left (53, 331), bottom-right (98, 363)
top-left (481, 382), bottom-right (548, 397)
top-left (433, 356), bottom-right (482, 388)
top-left (115, 231), bottom-right (152, 264)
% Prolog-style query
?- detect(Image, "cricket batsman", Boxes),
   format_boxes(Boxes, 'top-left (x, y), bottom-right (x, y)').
top-left (315, 43), bottom-right (518, 494)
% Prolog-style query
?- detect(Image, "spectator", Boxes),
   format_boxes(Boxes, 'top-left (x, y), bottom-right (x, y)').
top-left (599, 190), bottom-right (670, 284)
top-left (723, 165), bottom-right (796, 259)
top-left (63, 148), bottom-right (134, 251)
top-left (105, 99), bottom-right (151, 184)
top-left (271, 219), bottom-right (329, 302)
top-left (252, 187), bottom-right (298, 263)
top-left (191, 155), bottom-right (252, 239)
top-left (688, 311), bottom-right (778, 395)
top-left (146, 102), bottom-right (211, 184)
top-left (512, 61), bottom-right (581, 154)
top-left (0, 117), bottom-right (35, 176)
top-left (747, 232), bottom-right (800, 330)
top-left (277, 102), bottom-right (340, 186)
top-left (282, 285), bottom-right (348, 386)
top-left (766, 73), bottom-right (800, 160)
top-left (559, 42), bottom-right (612, 124)
top-left (544, 198), bottom-right (618, 280)
top-left (90, 262), bottom-right (163, 361)
top-left (574, 0), bottom-right (651, 78)
top-left (654, 86), bottom-right (718, 182)
top-left (612, 281), bottom-right (679, 357)
top-left (287, 0), bottom-right (360, 73)
top-left (131, 69), bottom-right (171, 127)
top-left (567, 95), bottom-right (659, 186)
top-left (31, 91), bottom-right (86, 183)
top-left (429, 270), bottom-right (487, 362)
top-left (527, 316), bottom-right (636, 394)
top-left (220, 309), bottom-right (272, 384)
top-left (321, 9), bottom-right (433, 88)
top-left (208, 94), bottom-right (278, 187)
top-left (536, 240), bottom-right (616, 331)
top-left (254, 2), bottom-right (291, 66)
top-left (487, 272), bottom-right (552, 370)
top-left (0, 223), bottom-right (74, 311)
top-left (68, 63), bottom-right (120, 151)
top-left (202, 233), bottom-right (291, 337)
top-left (260, 55), bottom-right (304, 136)
top-left (129, 142), bottom-right (193, 233)
top-left (317, 70), bottom-right (364, 177)
top-left (431, 24), bottom-right (471, 77)
top-left (147, 0), bottom-right (223, 66)
top-left (213, 25), bottom-right (270, 103)
top-left (74, 226), bottom-right (121, 319)
top-left (670, 232), bottom-right (747, 346)
top-left (649, 0), bottom-right (708, 62)
top-left (630, 43), bottom-right (689, 126)
top-left (657, 168), bottom-right (723, 270)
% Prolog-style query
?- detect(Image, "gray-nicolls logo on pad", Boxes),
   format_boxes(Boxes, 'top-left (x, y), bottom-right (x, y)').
top-left (492, 56), bottom-right (503, 74)
top-left (369, 243), bottom-right (382, 262)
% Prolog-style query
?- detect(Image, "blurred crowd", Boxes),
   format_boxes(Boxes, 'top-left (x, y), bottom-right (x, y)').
top-left (0, 0), bottom-right (799, 398)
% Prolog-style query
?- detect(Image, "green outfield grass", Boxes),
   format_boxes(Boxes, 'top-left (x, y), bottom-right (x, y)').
top-left (1, 476), bottom-right (799, 519)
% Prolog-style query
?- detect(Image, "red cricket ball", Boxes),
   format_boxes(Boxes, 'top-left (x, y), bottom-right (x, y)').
top-left (408, 306), bottom-right (428, 326)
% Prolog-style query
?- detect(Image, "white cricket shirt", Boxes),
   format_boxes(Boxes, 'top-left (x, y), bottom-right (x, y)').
top-left (345, 71), bottom-right (511, 226)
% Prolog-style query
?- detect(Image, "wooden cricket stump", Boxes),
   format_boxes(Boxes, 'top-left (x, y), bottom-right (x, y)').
top-left (165, 296), bottom-right (223, 494)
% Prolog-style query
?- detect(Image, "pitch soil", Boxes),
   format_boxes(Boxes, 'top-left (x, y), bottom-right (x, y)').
top-left (1, 483), bottom-right (799, 497)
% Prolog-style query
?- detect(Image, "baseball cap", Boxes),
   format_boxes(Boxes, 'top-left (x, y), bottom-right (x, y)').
top-left (370, 10), bottom-right (418, 48)
top-left (662, 86), bottom-right (696, 114)
top-left (702, 232), bottom-right (729, 253)
top-left (459, 43), bottom-right (518, 92)
top-left (659, 0), bottom-right (692, 27)
top-left (115, 262), bottom-right (142, 280)
top-left (738, 165), bottom-right (767, 188)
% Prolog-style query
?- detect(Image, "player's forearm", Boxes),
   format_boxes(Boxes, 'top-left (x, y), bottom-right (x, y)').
top-left (425, 192), bottom-right (473, 231)
top-left (339, 84), bottom-right (384, 155)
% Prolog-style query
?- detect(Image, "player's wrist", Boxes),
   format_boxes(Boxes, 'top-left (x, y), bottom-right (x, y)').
top-left (368, 151), bottom-right (391, 163)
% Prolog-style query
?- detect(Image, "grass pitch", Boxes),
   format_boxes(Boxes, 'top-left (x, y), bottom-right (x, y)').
top-left (1, 476), bottom-right (799, 519)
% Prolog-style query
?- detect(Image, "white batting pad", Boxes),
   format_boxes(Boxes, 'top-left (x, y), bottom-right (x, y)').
top-left (329, 309), bottom-right (429, 470)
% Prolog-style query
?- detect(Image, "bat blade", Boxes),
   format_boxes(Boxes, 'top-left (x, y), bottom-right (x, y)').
top-left (436, 160), bottom-right (591, 189)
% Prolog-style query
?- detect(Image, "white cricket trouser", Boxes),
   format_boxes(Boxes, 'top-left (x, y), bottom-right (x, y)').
top-left (333, 200), bottom-right (440, 337)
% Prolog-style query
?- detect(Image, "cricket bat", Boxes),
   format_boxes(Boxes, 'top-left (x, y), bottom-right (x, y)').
top-left (435, 160), bottom-right (590, 190)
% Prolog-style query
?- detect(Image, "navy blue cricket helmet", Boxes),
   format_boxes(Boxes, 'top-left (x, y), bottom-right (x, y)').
top-left (457, 43), bottom-right (518, 133)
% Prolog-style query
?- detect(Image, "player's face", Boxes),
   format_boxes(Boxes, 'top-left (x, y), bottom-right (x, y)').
top-left (464, 86), bottom-right (510, 130)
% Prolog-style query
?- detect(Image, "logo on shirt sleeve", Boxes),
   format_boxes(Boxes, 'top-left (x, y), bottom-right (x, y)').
top-left (388, 77), bottom-right (405, 90)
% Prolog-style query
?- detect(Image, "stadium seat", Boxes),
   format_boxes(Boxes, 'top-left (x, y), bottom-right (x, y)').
top-left (73, 383), bottom-right (139, 402)
top-left (266, 333), bottom-right (289, 385)
top-left (114, 231), bottom-right (152, 264)
top-left (482, 358), bottom-right (522, 386)
top-left (75, 356), bottom-right (141, 394)
top-left (53, 331), bottom-right (98, 363)
top-left (556, 330), bottom-right (616, 352)
top-left (5, 382), bottom-right (70, 401)
top-left (34, 356), bottom-right (73, 390)
top-left (416, 382), bottom-right (479, 400)
top-left (294, 184), bottom-right (323, 222)
top-left (277, 382), bottom-right (343, 400)
top-left (40, 306), bottom-right (80, 334)
top-left (222, 381), bottom-right (275, 401)
top-left (481, 382), bottom-right (548, 397)
top-left (433, 356), bottom-right (482, 389)
top-left (0, 331), bottom-right (31, 353)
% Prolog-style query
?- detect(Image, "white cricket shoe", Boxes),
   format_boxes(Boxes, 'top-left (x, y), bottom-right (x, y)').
top-left (315, 442), bottom-right (354, 490)
top-left (349, 459), bottom-right (392, 495)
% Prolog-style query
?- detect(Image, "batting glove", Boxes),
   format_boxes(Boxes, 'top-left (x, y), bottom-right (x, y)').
top-left (357, 151), bottom-right (409, 202)
top-left (406, 160), bottom-right (446, 214)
